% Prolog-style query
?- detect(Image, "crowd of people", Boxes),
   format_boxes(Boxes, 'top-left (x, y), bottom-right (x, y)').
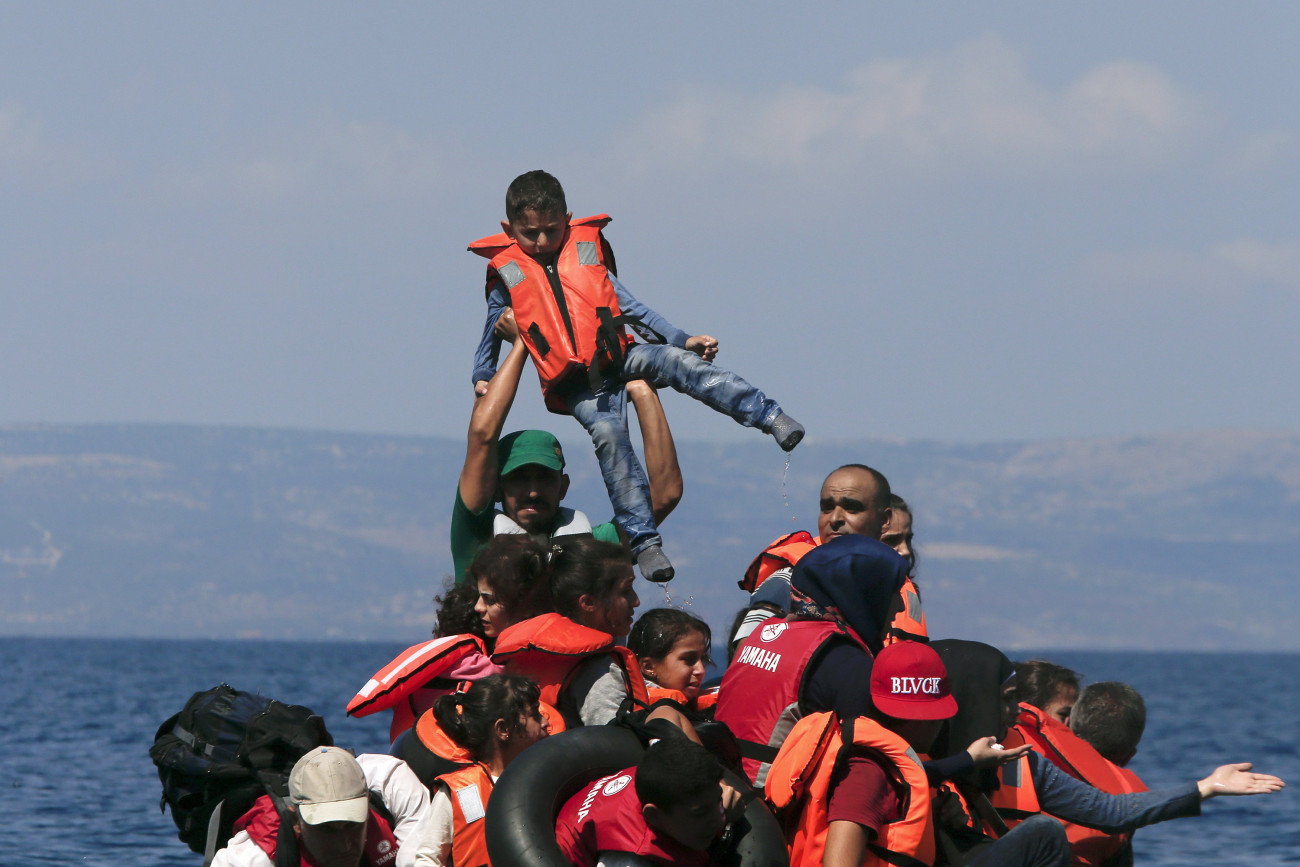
top-left (208, 171), bottom-right (1284, 867)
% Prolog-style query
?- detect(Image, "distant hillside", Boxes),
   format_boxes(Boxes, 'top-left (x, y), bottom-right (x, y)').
top-left (2, 424), bottom-right (1296, 650)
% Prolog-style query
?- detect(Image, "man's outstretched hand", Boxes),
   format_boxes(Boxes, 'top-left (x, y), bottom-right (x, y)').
top-left (1197, 763), bottom-right (1285, 800)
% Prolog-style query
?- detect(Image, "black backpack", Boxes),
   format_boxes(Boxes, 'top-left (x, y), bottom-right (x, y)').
top-left (150, 684), bottom-right (333, 866)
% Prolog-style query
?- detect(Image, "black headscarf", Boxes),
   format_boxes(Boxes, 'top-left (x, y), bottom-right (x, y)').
top-left (789, 535), bottom-right (908, 654)
top-left (929, 639), bottom-right (1016, 790)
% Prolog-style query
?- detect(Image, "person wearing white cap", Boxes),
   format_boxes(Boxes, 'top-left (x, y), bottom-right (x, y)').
top-left (211, 747), bottom-right (430, 867)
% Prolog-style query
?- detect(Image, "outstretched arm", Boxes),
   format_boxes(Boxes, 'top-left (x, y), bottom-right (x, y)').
top-left (459, 310), bottom-right (527, 513)
top-left (1197, 763), bottom-right (1285, 800)
top-left (626, 380), bottom-right (683, 525)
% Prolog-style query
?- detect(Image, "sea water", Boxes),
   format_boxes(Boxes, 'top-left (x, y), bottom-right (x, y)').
top-left (1, 637), bottom-right (1294, 866)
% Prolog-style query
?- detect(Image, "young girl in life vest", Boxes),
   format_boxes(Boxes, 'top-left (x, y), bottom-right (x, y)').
top-left (629, 608), bottom-right (717, 713)
top-left (406, 674), bottom-right (550, 867)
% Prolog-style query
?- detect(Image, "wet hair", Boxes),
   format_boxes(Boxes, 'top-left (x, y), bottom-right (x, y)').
top-left (505, 170), bottom-right (568, 223)
top-left (635, 737), bottom-right (722, 810)
top-left (466, 534), bottom-right (552, 623)
top-left (432, 579), bottom-right (484, 639)
top-left (1070, 682), bottom-right (1146, 766)
top-left (548, 536), bottom-right (632, 619)
top-left (628, 608), bottom-right (713, 667)
top-left (1013, 659), bottom-right (1080, 712)
top-left (432, 674), bottom-right (541, 759)
top-left (885, 493), bottom-right (917, 574)
top-left (828, 463), bottom-right (891, 513)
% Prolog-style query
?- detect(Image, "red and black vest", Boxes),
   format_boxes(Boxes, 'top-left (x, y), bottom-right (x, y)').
top-left (234, 794), bottom-right (399, 867)
top-left (555, 768), bottom-right (714, 867)
top-left (714, 617), bottom-right (851, 786)
top-left (1013, 703), bottom-right (1147, 866)
top-left (469, 215), bottom-right (632, 413)
top-left (491, 612), bottom-right (649, 728)
top-left (766, 712), bottom-right (935, 867)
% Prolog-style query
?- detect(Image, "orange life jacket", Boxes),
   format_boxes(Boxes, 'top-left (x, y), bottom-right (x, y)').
top-left (766, 712), bottom-right (935, 867)
top-left (491, 612), bottom-right (649, 727)
top-left (346, 635), bottom-right (491, 741)
top-left (468, 215), bottom-right (633, 413)
top-left (644, 684), bottom-right (719, 713)
top-left (989, 727), bottom-right (1043, 826)
top-left (435, 762), bottom-right (496, 867)
top-left (741, 531), bottom-right (930, 644)
top-left (1013, 703), bottom-right (1147, 866)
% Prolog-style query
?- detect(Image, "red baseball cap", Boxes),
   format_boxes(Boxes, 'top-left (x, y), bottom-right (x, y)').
top-left (870, 641), bottom-right (958, 720)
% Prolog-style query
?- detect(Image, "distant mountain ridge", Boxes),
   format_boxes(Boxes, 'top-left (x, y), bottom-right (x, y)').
top-left (2, 424), bottom-right (1296, 650)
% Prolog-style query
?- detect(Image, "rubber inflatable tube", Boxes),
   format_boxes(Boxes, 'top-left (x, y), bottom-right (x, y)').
top-left (485, 725), bottom-right (788, 867)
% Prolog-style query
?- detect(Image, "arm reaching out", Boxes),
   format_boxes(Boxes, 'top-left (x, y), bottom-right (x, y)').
top-left (460, 309), bottom-right (527, 513)
top-left (1197, 763), bottom-right (1285, 800)
top-left (967, 737), bottom-right (1032, 770)
top-left (626, 379), bottom-right (683, 524)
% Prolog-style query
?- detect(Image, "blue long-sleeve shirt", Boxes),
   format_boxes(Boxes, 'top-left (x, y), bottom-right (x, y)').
top-left (470, 273), bottom-right (691, 385)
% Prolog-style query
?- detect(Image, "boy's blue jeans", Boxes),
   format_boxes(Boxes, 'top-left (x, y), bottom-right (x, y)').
top-left (566, 343), bottom-right (783, 555)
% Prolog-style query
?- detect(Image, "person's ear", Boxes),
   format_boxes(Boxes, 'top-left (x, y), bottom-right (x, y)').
top-left (642, 802), bottom-right (666, 831)
top-left (559, 473), bottom-right (570, 500)
top-left (501, 219), bottom-right (515, 238)
top-left (494, 717), bottom-right (512, 743)
top-left (578, 593), bottom-right (599, 615)
top-left (638, 656), bottom-right (658, 682)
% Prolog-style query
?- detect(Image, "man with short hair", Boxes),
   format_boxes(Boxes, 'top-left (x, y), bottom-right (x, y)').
top-left (1071, 681), bottom-right (1146, 768)
top-left (451, 309), bottom-right (681, 582)
top-left (211, 746), bottom-right (430, 867)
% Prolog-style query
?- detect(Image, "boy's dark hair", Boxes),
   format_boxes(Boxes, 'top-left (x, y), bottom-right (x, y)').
top-left (432, 674), bottom-right (541, 758)
top-left (628, 608), bottom-right (712, 666)
top-left (467, 534), bottom-right (553, 623)
top-left (1070, 681), bottom-right (1146, 766)
top-left (1013, 659), bottom-right (1080, 712)
top-left (433, 579), bottom-right (485, 639)
top-left (635, 737), bottom-right (722, 810)
top-left (505, 170), bottom-right (567, 222)
top-left (549, 536), bottom-right (632, 618)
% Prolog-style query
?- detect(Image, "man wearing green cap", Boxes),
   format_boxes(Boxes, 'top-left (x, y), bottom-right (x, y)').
top-left (451, 310), bottom-right (682, 582)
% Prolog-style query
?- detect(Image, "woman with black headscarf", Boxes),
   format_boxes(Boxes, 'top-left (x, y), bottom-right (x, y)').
top-left (928, 639), bottom-right (1285, 867)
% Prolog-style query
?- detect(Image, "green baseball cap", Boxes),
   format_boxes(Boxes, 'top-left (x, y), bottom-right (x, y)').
top-left (498, 430), bottom-right (566, 476)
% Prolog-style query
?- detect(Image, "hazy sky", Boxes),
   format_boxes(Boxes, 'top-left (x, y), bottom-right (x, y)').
top-left (4, 3), bottom-right (1298, 445)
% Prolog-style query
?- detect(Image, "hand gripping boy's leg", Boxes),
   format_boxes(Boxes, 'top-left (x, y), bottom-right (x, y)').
top-left (622, 340), bottom-right (804, 451)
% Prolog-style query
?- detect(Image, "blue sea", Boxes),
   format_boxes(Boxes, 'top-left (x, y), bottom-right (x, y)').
top-left (2, 638), bottom-right (1294, 866)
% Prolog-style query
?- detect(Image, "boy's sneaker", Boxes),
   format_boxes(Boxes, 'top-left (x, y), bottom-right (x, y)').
top-left (769, 413), bottom-right (805, 452)
top-left (636, 545), bottom-right (675, 583)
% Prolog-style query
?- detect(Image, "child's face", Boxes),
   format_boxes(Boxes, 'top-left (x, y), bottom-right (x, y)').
top-left (648, 784), bottom-right (726, 852)
top-left (642, 629), bottom-right (709, 699)
top-left (502, 209), bottom-right (570, 261)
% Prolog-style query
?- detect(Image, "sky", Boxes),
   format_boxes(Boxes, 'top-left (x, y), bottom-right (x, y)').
top-left (3, 3), bottom-right (1299, 446)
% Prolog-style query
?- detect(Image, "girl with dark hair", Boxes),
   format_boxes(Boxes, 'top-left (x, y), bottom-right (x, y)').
top-left (492, 536), bottom-right (651, 727)
top-left (467, 533), bottom-right (553, 650)
top-left (629, 608), bottom-right (715, 710)
top-left (408, 674), bottom-right (550, 867)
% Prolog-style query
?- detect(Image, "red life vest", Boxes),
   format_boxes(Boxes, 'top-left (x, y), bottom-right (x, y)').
top-left (714, 617), bottom-right (849, 785)
top-left (234, 794), bottom-right (400, 867)
top-left (766, 712), bottom-right (935, 867)
top-left (468, 215), bottom-right (633, 414)
top-left (346, 635), bottom-right (492, 741)
top-left (435, 762), bottom-right (496, 867)
top-left (491, 612), bottom-right (649, 727)
top-left (741, 531), bottom-right (929, 644)
top-left (1013, 703), bottom-right (1147, 866)
top-left (555, 768), bottom-right (714, 867)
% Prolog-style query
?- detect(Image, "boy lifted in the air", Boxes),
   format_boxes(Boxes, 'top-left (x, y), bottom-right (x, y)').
top-left (469, 170), bottom-right (803, 583)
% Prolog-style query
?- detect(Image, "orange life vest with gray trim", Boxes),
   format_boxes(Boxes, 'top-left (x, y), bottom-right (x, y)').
top-left (469, 215), bottom-right (633, 413)
top-left (766, 712), bottom-right (936, 867)
top-left (741, 531), bottom-right (930, 644)
top-left (645, 684), bottom-right (719, 713)
top-left (989, 727), bottom-right (1043, 825)
top-left (434, 762), bottom-right (495, 867)
top-left (491, 612), bottom-right (649, 727)
top-left (1013, 704), bottom-right (1147, 866)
